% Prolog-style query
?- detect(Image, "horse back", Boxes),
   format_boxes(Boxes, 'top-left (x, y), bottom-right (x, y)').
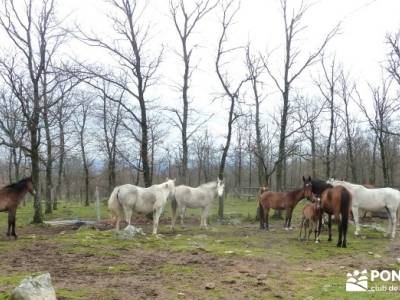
top-left (259, 191), bottom-right (286, 209)
top-left (321, 186), bottom-right (351, 215)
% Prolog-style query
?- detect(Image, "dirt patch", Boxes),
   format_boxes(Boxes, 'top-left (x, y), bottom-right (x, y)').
top-left (0, 227), bottom-right (277, 299)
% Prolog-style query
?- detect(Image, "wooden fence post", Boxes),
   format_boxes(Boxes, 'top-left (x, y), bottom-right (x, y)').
top-left (95, 186), bottom-right (100, 222)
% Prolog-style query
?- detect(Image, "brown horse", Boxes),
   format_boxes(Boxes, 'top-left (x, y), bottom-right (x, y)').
top-left (259, 178), bottom-right (312, 230)
top-left (304, 177), bottom-right (352, 248)
top-left (0, 177), bottom-right (35, 239)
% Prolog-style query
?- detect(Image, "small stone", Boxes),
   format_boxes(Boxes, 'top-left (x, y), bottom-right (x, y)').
top-left (305, 297), bottom-right (314, 300)
top-left (368, 251), bottom-right (373, 255)
top-left (177, 292), bottom-right (185, 297)
top-left (305, 267), bottom-right (313, 272)
top-left (339, 266), bottom-right (345, 269)
top-left (224, 250), bottom-right (234, 254)
top-left (215, 240), bottom-right (224, 243)
top-left (205, 282), bottom-right (215, 290)
top-left (194, 234), bottom-right (208, 239)
top-left (59, 231), bottom-right (66, 235)
top-left (322, 284), bottom-right (331, 291)
top-left (222, 279), bottom-right (236, 284)
top-left (374, 254), bottom-right (382, 258)
top-left (257, 274), bottom-right (267, 281)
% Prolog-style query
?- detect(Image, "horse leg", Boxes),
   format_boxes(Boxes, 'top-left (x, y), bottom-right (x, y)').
top-left (353, 207), bottom-right (361, 236)
top-left (315, 213), bottom-right (322, 244)
top-left (171, 203), bottom-right (178, 231)
top-left (6, 211), bottom-right (12, 238)
top-left (124, 206), bottom-right (132, 228)
top-left (287, 208), bottom-right (293, 229)
top-left (299, 218), bottom-right (304, 241)
top-left (201, 206), bottom-right (211, 229)
top-left (180, 206), bottom-right (186, 228)
top-left (152, 207), bottom-right (163, 235)
top-left (284, 208), bottom-right (291, 230)
top-left (308, 222), bottom-right (313, 241)
top-left (259, 204), bottom-right (266, 230)
top-left (265, 208), bottom-right (270, 231)
top-left (389, 208), bottom-right (397, 239)
top-left (327, 214), bottom-right (332, 241)
top-left (9, 209), bottom-right (17, 239)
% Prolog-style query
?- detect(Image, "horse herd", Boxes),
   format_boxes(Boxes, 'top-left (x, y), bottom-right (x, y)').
top-left (0, 176), bottom-right (399, 249)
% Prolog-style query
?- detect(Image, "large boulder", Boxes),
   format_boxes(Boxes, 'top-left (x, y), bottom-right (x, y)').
top-left (10, 273), bottom-right (57, 300)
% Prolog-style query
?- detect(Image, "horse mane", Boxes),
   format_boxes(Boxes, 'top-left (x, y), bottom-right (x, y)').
top-left (311, 179), bottom-right (332, 196)
top-left (3, 177), bottom-right (31, 193)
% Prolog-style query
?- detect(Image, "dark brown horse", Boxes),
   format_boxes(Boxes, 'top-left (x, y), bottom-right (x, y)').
top-left (304, 177), bottom-right (352, 248)
top-left (0, 177), bottom-right (35, 239)
top-left (259, 177), bottom-right (312, 230)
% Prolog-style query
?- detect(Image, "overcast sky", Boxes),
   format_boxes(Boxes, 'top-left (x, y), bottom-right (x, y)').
top-left (60, 0), bottom-right (400, 143)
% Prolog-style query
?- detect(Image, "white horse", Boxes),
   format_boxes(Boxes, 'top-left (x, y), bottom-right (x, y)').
top-left (171, 179), bottom-right (225, 230)
top-left (327, 179), bottom-right (400, 239)
top-left (108, 178), bottom-right (176, 235)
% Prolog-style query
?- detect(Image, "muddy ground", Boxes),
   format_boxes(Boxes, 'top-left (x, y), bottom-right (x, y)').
top-left (1, 204), bottom-right (400, 299)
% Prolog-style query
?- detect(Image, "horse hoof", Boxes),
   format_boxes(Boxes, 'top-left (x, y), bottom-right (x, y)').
top-left (342, 244), bottom-right (347, 248)
top-left (328, 238), bottom-right (332, 242)
top-left (315, 240), bottom-right (320, 244)
top-left (284, 227), bottom-right (289, 231)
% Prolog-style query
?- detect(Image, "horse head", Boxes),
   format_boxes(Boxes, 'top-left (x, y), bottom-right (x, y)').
top-left (164, 178), bottom-right (176, 198)
top-left (25, 176), bottom-right (36, 196)
top-left (217, 178), bottom-right (225, 197)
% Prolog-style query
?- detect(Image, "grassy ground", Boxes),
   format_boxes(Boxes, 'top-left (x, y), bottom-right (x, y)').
top-left (0, 197), bottom-right (399, 299)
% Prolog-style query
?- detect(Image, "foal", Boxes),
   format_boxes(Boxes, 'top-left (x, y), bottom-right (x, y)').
top-left (304, 177), bottom-right (352, 248)
top-left (299, 195), bottom-right (322, 242)
top-left (259, 178), bottom-right (312, 230)
top-left (0, 177), bottom-right (35, 239)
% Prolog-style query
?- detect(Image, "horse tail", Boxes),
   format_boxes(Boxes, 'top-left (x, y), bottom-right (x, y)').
top-left (171, 192), bottom-right (177, 215)
top-left (340, 187), bottom-right (351, 235)
top-left (108, 187), bottom-right (124, 221)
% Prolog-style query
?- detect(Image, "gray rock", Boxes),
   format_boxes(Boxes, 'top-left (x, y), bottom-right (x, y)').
top-left (205, 282), bottom-right (215, 290)
top-left (10, 273), bottom-right (56, 300)
top-left (116, 225), bottom-right (145, 239)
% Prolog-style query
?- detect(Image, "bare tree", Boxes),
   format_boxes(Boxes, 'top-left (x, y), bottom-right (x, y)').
top-left (357, 78), bottom-right (398, 186)
top-left (0, 89), bottom-right (26, 181)
top-left (78, 0), bottom-right (162, 187)
top-left (338, 71), bottom-right (357, 181)
top-left (245, 44), bottom-right (268, 186)
top-left (97, 81), bottom-right (123, 194)
top-left (74, 94), bottom-right (93, 206)
top-left (315, 55), bottom-right (341, 178)
top-left (387, 31), bottom-right (400, 86)
top-left (0, 0), bottom-right (62, 222)
top-left (215, 0), bottom-right (247, 217)
top-left (169, 0), bottom-right (218, 184)
top-left (262, 0), bottom-right (338, 190)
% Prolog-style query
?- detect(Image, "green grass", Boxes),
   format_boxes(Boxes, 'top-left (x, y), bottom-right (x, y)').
top-left (1, 197), bottom-right (400, 299)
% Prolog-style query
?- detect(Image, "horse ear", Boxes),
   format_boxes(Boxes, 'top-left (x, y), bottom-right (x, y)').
top-left (302, 176), bottom-right (306, 182)
top-left (308, 176), bottom-right (311, 181)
